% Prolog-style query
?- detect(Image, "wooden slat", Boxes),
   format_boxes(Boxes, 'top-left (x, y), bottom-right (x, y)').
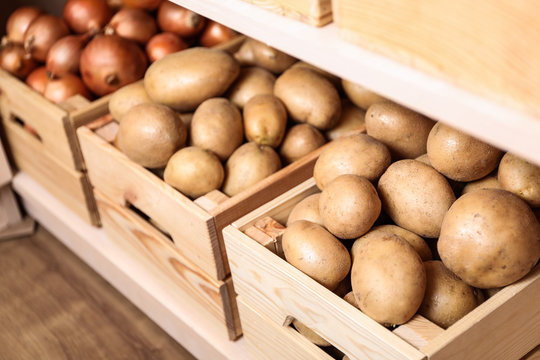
top-left (393, 315), bottom-right (444, 350)
top-left (95, 191), bottom-right (241, 340)
top-left (241, 0), bottom-right (332, 26)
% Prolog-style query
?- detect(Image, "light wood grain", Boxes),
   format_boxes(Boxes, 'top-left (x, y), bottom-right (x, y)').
top-left (95, 190), bottom-right (241, 340)
top-left (393, 315), bottom-right (444, 349)
top-left (241, 0), bottom-right (332, 26)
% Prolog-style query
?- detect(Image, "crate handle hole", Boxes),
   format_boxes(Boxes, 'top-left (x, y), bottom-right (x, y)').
top-left (287, 317), bottom-right (347, 359)
top-left (10, 115), bottom-right (42, 142)
top-left (125, 201), bottom-right (174, 244)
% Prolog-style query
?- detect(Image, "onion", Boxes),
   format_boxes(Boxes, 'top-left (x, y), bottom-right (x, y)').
top-left (0, 42), bottom-right (37, 79)
top-left (5, 6), bottom-right (43, 44)
top-left (80, 34), bottom-right (147, 96)
top-left (106, 0), bottom-right (124, 10)
top-left (25, 66), bottom-right (49, 94)
top-left (157, 1), bottom-right (206, 38)
top-left (122, 0), bottom-right (163, 10)
top-left (43, 73), bottom-right (92, 104)
top-left (46, 34), bottom-right (90, 77)
top-left (23, 14), bottom-right (70, 62)
top-left (146, 32), bottom-right (188, 62)
top-left (105, 8), bottom-right (157, 44)
top-left (199, 21), bottom-right (238, 48)
top-left (63, 0), bottom-right (113, 34)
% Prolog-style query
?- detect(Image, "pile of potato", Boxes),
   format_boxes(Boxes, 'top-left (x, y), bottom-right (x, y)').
top-left (281, 98), bottom-right (540, 334)
top-left (109, 37), bottom-right (370, 199)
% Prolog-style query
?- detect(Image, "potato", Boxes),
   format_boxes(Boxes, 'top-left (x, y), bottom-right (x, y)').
top-left (279, 124), bottom-right (326, 164)
top-left (343, 291), bottom-right (359, 308)
top-left (419, 261), bottom-right (479, 329)
top-left (117, 103), bottom-right (187, 168)
top-left (227, 66), bottom-right (276, 109)
top-left (282, 220), bottom-right (351, 290)
top-left (342, 78), bottom-right (386, 109)
top-left (378, 160), bottom-right (456, 238)
top-left (366, 101), bottom-right (435, 159)
top-left (461, 174), bottom-right (501, 195)
top-left (163, 146), bottom-right (224, 199)
top-left (109, 81), bottom-right (152, 122)
top-left (313, 133), bottom-right (391, 190)
top-left (351, 233), bottom-right (426, 325)
top-left (415, 153), bottom-right (431, 165)
top-left (274, 66), bottom-right (341, 130)
top-left (286, 193), bottom-right (323, 227)
top-left (292, 320), bottom-right (331, 347)
top-left (190, 97), bottom-right (243, 161)
top-left (291, 61), bottom-right (341, 89)
top-left (438, 189), bottom-right (540, 288)
top-left (352, 225), bottom-right (432, 262)
top-left (243, 94), bottom-right (287, 147)
top-left (325, 100), bottom-right (366, 141)
top-left (427, 122), bottom-right (503, 182)
top-left (319, 174), bottom-right (381, 239)
top-left (144, 47), bottom-right (240, 112)
top-left (234, 38), bottom-right (297, 74)
top-left (498, 153), bottom-right (540, 207)
top-left (222, 142), bottom-right (281, 196)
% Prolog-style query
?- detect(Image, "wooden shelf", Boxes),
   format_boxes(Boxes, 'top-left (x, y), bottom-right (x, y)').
top-left (11, 172), bottom-right (247, 360)
top-left (172, 0), bottom-right (540, 167)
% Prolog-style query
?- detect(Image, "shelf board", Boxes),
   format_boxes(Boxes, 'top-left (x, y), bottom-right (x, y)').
top-left (174, 0), bottom-right (540, 166)
top-left (11, 172), bottom-right (246, 360)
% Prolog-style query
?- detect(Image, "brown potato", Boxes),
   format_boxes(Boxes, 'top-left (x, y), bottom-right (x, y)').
top-left (234, 38), bottom-right (297, 74)
top-left (190, 97), bottom-right (243, 161)
top-left (438, 189), bottom-right (540, 288)
top-left (109, 81), bottom-right (152, 122)
top-left (325, 100), bottom-right (366, 141)
top-left (461, 174), bottom-right (501, 195)
top-left (144, 47), bottom-right (240, 112)
top-left (164, 146), bottom-right (224, 198)
top-left (291, 61), bottom-right (341, 89)
top-left (286, 193), bottom-right (323, 227)
top-left (117, 103), bottom-right (187, 168)
top-left (366, 101), bottom-right (435, 159)
top-left (343, 291), bottom-right (359, 309)
top-left (282, 220), bottom-right (351, 290)
top-left (320, 174), bottom-right (381, 239)
top-left (243, 94), bottom-right (287, 147)
top-left (378, 160), bottom-right (456, 238)
top-left (227, 66), bottom-right (276, 109)
top-left (274, 66), bottom-right (341, 130)
top-left (279, 124), bottom-right (326, 164)
top-left (222, 142), bottom-right (281, 196)
top-left (313, 133), bottom-right (391, 190)
top-left (419, 261), bottom-right (480, 329)
top-left (498, 153), bottom-right (540, 207)
top-left (427, 122), bottom-right (503, 182)
top-left (351, 233), bottom-right (426, 325)
top-left (415, 153), bottom-right (431, 165)
top-left (342, 78), bottom-right (386, 109)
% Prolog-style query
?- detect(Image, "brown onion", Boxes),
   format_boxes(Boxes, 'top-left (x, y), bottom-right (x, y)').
top-left (5, 6), bottom-right (43, 44)
top-left (25, 66), bottom-right (49, 93)
top-left (46, 34), bottom-right (90, 77)
top-left (80, 34), bottom-right (147, 96)
top-left (105, 8), bottom-right (157, 44)
top-left (43, 73), bottom-right (92, 103)
top-left (0, 42), bottom-right (37, 79)
top-left (146, 32), bottom-right (188, 62)
top-left (23, 14), bottom-right (70, 62)
top-left (63, 0), bottom-right (113, 34)
top-left (199, 20), bottom-right (237, 48)
top-left (157, 1), bottom-right (206, 38)
top-left (106, 0), bottom-right (124, 10)
top-left (122, 0), bottom-right (163, 10)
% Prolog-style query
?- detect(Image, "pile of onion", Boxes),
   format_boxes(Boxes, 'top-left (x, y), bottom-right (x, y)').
top-left (5, 6), bottom-right (42, 44)
top-left (23, 14), bottom-right (70, 62)
top-left (63, 0), bottom-right (113, 34)
top-left (0, 42), bottom-right (37, 79)
top-left (157, 1), bottom-right (206, 38)
top-left (105, 7), bottom-right (157, 44)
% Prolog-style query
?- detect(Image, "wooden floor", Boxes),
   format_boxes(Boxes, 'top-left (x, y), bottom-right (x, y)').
top-left (0, 225), bottom-right (197, 360)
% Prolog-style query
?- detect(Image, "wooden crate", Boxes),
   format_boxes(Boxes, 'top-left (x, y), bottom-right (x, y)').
top-left (95, 189), bottom-right (241, 340)
top-left (223, 177), bottom-right (540, 360)
top-left (331, 0), bottom-right (540, 120)
top-left (241, 0), bottom-right (332, 26)
top-left (0, 136), bottom-right (12, 187)
top-left (1, 95), bottom-right (102, 226)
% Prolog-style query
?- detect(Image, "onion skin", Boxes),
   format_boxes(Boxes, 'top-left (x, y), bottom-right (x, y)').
top-left (157, 1), bottom-right (206, 38)
top-left (199, 21), bottom-right (237, 48)
top-left (6, 6), bottom-right (43, 44)
top-left (106, 8), bottom-right (157, 44)
top-left (122, 0), bottom-right (163, 10)
top-left (23, 14), bottom-right (70, 62)
top-left (0, 42), bottom-right (37, 79)
top-left (25, 66), bottom-right (49, 94)
top-left (146, 32), bottom-right (188, 62)
top-left (80, 34), bottom-right (148, 96)
top-left (63, 0), bottom-right (113, 34)
top-left (43, 73), bottom-right (92, 103)
top-left (46, 34), bottom-right (89, 77)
